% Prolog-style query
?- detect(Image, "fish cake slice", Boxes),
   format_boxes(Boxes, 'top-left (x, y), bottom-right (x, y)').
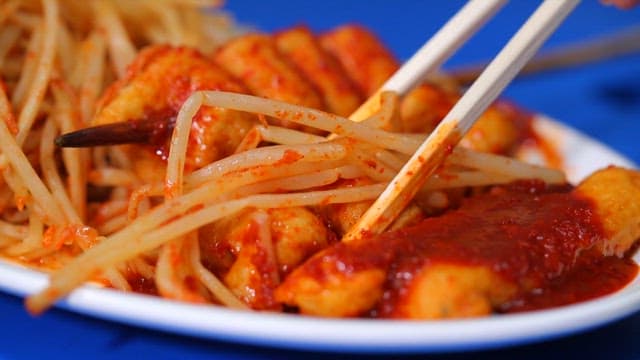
top-left (320, 25), bottom-right (398, 96)
top-left (276, 167), bottom-right (640, 318)
top-left (214, 33), bottom-right (325, 131)
top-left (275, 26), bottom-right (363, 117)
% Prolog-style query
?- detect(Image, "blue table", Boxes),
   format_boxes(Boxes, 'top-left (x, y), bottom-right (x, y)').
top-left (2, 2), bottom-right (639, 358)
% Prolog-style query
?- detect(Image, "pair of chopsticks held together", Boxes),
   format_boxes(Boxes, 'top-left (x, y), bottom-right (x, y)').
top-left (56, 0), bottom-right (581, 241)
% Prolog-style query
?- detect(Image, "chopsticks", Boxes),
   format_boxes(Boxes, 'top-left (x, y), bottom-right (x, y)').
top-left (343, 0), bottom-right (580, 242)
top-left (348, 0), bottom-right (507, 122)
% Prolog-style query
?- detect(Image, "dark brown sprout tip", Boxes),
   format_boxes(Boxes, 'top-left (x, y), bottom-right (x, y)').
top-left (54, 117), bottom-right (175, 148)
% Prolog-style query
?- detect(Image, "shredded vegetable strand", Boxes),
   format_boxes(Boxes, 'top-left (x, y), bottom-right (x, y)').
top-left (10, 19), bottom-right (42, 109)
top-left (16, 0), bottom-right (58, 145)
top-left (0, 219), bottom-right (27, 239)
top-left (197, 91), bottom-right (422, 155)
top-left (187, 139), bottom-right (349, 187)
top-left (74, 31), bottom-right (107, 124)
top-left (450, 147), bottom-right (566, 183)
top-left (155, 235), bottom-right (207, 303)
top-left (5, 210), bottom-right (43, 256)
top-left (166, 92), bottom-right (202, 198)
top-left (93, 0), bottom-right (136, 78)
top-left (51, 83), bottom-right (88, 222)
top-left (40, 118), bottom-right (80, 224)
top-left (187, 236), bottom-right (248, 309)
top-left (26, 183), bottom-right (386, 313)
top-left (0, 85), bottom-right (65, 225)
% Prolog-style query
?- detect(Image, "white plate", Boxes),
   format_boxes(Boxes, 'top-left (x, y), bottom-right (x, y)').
top-left (0, 116), bottom-right (638, 353)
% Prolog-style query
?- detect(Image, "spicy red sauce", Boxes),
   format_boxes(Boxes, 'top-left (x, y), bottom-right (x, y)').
top-left (128, 275), bottom-right (158, 296)
top-left (306, 181), bottom-right (637, 317)
top-left (501, 249), bottom-right (638, 313)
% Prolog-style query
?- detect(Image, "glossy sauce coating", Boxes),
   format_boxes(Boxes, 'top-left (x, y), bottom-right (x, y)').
top-left (502, 250), bottom-right (637, 312)
top-left (298, 181), bottom-right (636, 317)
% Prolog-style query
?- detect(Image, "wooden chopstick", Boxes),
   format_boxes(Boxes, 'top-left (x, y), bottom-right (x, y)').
top-left (348, 0), bottom-right (507, 122)
top-left (343, 0), bottom-right (580, 243)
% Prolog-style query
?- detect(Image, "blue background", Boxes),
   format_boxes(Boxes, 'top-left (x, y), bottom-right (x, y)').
top-left (2, 1), bottom-right (639, 359)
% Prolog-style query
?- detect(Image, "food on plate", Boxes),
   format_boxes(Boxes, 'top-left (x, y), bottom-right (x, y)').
top-left (214, 33), bottom-right (325, 123)
top-left (320, 25), bottom-right (399, 97)
top-left (0, 0), bottom-right (638, 318)
top-left (275, 26), bottom-right (363, 117)
top-left (94, 45), bottom-right (257, 171)
top-left (276, 167), bottom-right (640, 318)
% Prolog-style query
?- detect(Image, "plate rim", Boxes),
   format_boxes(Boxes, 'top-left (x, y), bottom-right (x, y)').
top-left (0, 116), bottom-right (638, 354)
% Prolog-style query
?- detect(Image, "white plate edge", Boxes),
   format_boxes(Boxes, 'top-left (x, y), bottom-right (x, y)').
top-left (0, 116), bottom-right (638, 353)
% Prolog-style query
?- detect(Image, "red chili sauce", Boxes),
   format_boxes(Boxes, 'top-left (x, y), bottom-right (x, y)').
top-left (128, 275), bottom-right (158, 296)
top-left (310, 181), bottom-right (638, 317)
